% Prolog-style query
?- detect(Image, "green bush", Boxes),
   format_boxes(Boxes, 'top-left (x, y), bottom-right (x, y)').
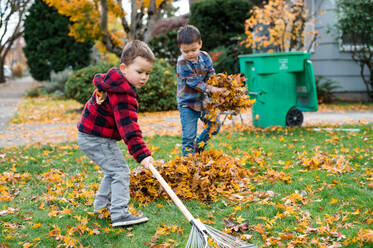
top-left (138, 59), bottom-right (177, 112)
top-left (25, 87), bottom-right (41, 98)
top-left (43, 69), bottom-right (73, 97)
top-left (65, 59), bottom-right (177, 112)
top-left (211, 36), bottom-right (252, 74)
top-left (189, 0), bottom-right (253, 51)
top-left (65, 63), bottom-right (114, 105)
top-left (149, 31), bottom-right (179, 67)
top-left (316, 76), bottom-right (341, 104)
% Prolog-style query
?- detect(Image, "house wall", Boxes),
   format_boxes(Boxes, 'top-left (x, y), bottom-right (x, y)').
top-left (310, 0), bottom-right (370, 101)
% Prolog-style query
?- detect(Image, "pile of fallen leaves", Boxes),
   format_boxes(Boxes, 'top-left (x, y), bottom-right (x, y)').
top-left (130, 149), bottom-right (255, 203)
top-left (205, 73), bottom-right (255, 124)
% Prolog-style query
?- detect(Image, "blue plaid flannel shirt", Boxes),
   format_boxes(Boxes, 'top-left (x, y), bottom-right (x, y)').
top-left (176, 51), bottom-right (215, 112)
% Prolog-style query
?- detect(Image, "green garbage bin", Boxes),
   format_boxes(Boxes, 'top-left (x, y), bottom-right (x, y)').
top-left (239, 51), bottom-right (318, 128)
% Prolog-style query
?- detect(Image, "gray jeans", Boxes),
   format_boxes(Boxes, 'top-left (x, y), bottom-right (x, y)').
top-left (78, 131), bottom-right (130, 220)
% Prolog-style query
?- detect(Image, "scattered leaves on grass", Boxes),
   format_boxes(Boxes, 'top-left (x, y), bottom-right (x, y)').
top-left (296, 147), bottom-right (354, 174)
top-left (224, 216), bottom-right (251, 233)
top-left (10, 97), bottom-right (82, 124)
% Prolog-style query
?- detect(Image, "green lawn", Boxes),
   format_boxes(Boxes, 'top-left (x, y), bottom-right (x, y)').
top-left (0, 124), bottom-right (372, 248)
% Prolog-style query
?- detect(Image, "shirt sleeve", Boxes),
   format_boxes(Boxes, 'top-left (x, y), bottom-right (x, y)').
top-left (177, 61), bottom-right (209, 93)
top-left (108, 93), bottom-right (151, 163)
top-left (204, 53), bottom-right (215, 80)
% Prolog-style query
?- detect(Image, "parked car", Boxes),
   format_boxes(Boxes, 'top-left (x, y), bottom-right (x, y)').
top-left (4, 65), bottom-right (12, 78)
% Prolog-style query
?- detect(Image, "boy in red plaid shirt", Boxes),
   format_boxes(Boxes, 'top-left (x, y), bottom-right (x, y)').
top-left (77, 40), bottom-right (154, 227)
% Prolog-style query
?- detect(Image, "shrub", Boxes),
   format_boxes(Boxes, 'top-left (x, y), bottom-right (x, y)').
top-left (65, 59), bottom-right (177, 112)
top-left (210, 36), bottom-right (252, 74)
top-left (25, 87), bottom-right (41, 98)
top-left (138, 59), bottom-right (177, 112)
top-left (43, 69), bottom-right (73, 97)
top-left (316, 76), bottom-right (341, 104)
top-left (65, 63), bottom-right (113, 105)
top-left (149, 31), bottom-right (179, 67)
top-left (11, 64), bottom-right (24, 78)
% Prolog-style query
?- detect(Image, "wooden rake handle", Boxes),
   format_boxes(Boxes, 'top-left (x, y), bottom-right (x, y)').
top-left (148, 163), bottom-right (194, 222)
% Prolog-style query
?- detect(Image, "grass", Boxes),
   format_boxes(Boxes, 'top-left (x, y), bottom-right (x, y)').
top-left (0, 124), bottom-right (372, 248)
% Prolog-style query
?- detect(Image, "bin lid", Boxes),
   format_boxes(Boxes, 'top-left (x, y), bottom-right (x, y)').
top-left (239, 51), bottom-right (310, 74)
top-left (238, 51), bottom-right (310, 59)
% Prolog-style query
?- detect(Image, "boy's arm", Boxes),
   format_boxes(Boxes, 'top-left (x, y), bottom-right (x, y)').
top-left (108, 93), bottom-right (151, 163)
top-left (177, 61), bottom-right (210, 93)
top-left (204, 52), bottom-right (215, 79)
top-left (177, 55), bottom-right (223, 95)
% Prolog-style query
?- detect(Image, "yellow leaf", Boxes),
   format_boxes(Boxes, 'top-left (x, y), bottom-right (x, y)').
top-left (329, 198), bottom-right (339, 204)
top-left (39, 202), bottom-right (45, 210)
top-left (233, 205), bottom-right (242, 211)
top-left (236, 215), bottom-right (246, 223)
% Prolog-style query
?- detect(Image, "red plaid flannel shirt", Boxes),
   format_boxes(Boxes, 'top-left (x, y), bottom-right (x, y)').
top-left (78, 67), bottom-right (151, 163)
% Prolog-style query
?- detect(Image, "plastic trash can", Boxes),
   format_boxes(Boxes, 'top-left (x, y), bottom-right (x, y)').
top-left (239, 51), bottom-right (318, 128)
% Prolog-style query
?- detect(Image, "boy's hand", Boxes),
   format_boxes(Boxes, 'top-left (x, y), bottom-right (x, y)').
top-left (210, 86), bottom-right (229, 97)
top-left (141, 156), bottom-right (154, 170)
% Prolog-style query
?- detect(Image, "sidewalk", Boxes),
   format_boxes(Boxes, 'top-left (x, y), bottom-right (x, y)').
top-left (0, 76), bottom-right (36, 130)
top-left (0, 77), bottom-right (372, 148)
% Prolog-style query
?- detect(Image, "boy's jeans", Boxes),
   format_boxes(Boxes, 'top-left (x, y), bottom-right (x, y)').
top-left (179, 105), bottom-right (221, 156)
top-left (78, 131), bottom-right (130, 221)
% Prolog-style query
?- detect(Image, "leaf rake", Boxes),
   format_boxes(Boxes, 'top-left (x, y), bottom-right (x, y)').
top-left (148, 164), bottom-right (258, 248)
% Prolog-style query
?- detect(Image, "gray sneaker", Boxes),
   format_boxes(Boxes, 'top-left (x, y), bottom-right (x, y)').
top-left (112, 214), bottom-right (149, 227)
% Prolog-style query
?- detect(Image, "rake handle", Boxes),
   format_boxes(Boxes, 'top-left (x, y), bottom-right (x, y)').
top-left (148, 163), bottom-right (194, 222)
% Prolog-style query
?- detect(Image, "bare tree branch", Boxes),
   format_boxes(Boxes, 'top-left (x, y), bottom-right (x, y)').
top-left (0, 0), bottom-right (32, 83)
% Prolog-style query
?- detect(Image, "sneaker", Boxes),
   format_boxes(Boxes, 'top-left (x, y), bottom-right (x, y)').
top-left (112, 214), bottom-right (149, 227)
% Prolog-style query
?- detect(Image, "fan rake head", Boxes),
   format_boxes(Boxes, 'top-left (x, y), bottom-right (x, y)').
top-left (186, 219), bottom-right (258, 248)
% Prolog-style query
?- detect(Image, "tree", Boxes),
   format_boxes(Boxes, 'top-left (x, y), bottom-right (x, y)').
top-left (243, 0), bottom-right (323, 53)
top-left (0, 0), bottom-right (32, 83)
top-left (23, 0), bottom-right (93, 81)
top-left (335, 0), bottom-right (373, 100)
top-left (44, 0), bottom-right (172, 58)
top-left (189, 0), bottom-right (253, 51)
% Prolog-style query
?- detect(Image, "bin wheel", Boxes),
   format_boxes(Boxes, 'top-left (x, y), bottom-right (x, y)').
top-left (286, 108), bottom-right (303, 126)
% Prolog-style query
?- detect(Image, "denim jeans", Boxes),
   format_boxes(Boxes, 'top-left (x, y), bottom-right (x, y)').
top-left (178, 105), bottom-right (221, 156)
top-left (77, 131), bottom-right (130, 220)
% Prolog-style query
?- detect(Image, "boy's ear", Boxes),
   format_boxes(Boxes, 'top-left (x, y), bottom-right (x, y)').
top-left (119, 63), bottom-right (126, 71)
top-left (200, 40), bottom-right (203, 47)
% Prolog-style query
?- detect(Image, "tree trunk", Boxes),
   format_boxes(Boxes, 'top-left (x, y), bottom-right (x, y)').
top-left (0, 61), bottom-right (5, 84)
top-left (143, 0), bottom-right (159, 43)
top-left (0, 0), bottom-right (31, 83)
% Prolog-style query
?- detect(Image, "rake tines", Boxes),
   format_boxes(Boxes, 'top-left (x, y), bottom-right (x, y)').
top-left (148, 164), bottom-right (258, 248)
top-left (186, 219), bottom-right (257, 248)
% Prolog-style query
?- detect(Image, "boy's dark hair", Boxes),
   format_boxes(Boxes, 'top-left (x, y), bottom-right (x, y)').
top-left (120, 40), bottom-right (155, 65)
top-left (177, 25), bottom-right (201, 46)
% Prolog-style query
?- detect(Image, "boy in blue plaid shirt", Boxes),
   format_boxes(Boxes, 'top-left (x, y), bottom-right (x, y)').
top-left (176, 25), bottom-right (228, 156)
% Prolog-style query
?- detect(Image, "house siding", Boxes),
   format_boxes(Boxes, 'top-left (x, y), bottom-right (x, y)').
top-left (310, 0), bottom-right (369, 101)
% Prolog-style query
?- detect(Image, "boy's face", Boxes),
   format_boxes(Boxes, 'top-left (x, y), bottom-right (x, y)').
top-left (179, 41), bottom-right (202, 62)
top-left (120, 56), bottom-right (153, 89)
